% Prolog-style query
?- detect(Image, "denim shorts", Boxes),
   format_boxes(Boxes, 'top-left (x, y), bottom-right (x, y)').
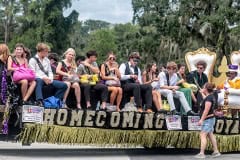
top-left (201, 117), bottom-right (215, 133)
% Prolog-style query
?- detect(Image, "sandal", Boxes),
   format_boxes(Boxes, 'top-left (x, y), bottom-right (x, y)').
top-left (77, 103), bottom-right (82, 109)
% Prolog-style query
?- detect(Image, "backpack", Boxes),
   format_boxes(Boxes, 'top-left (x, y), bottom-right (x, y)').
top-left (43, 96), bottom-right (63, 109)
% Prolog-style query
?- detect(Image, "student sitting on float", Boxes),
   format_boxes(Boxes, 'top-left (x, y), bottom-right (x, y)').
top-left (0, 44), bottom-right (10, 105)
top-left (48, 52), bottom-right (59, 75)
top-left (176, 64), bottom-right (197, 110)
top-left (157, 61), bottom-right (198, 115)
top-left (77, 50), bottom-right (108, 110)
top-left (100, 51), bottom-right (122, 111)
top-left (7, 43), bottom-right (36, 105)
top-left (217, 64), bottom-right (240, 107)
top-left (29, 43), bottom-right (67, 107)
top-left (119, 52), bottom-right (153, 112)
top-left (56, 48), bottom-right (81, 109)
top-left (142, 62), bottom-right (163, 112)
top-left (186, 60), bottom-right (208, 112)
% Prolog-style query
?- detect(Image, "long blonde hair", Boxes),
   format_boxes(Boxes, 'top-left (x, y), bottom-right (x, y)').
top-left (63, 48), bottom-right (77, 69)
top-left (105, 51), bottom-right (118, 67)
top-left (0, 44), bottom-right (10, 63)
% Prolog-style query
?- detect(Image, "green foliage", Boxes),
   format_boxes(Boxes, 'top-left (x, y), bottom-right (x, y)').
top-left (113, 23), bottom-right (141, 63)
top-left (85, 29), bottom-right (117, 64)
top-left (83, 20), bottom-right (111, 33)
top-left (0, 0), bottom-right (21, 43)
top-left (2, 0), bottom-right (240, 71)
top-left (132, 0), bottom-right (240, 69)
top-left (0, 0), bottom-right (77, 55)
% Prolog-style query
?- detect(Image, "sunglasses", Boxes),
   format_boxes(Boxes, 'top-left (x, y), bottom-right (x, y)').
top-left (167, 67), bottom-right (176, 70)
top-left (197, 67), bottom-right (204, 70)
top-left (227, 72), bottom-right (237, 76)
top-left (133, 58), bottom-right (140, 63)
top-left (109, 57), bottom-right (116, 61)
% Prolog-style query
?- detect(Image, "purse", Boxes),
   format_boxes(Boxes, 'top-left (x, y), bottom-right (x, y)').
top-left (162, 100), bottom-right (170, 111)
top-left (60, 60), bottom-right (80, 83)
top-left (62, 74), bottom-right (80, 83)
top-left (182, 82), bottom-right (198, 93)
top-left (80, 74), bottom-right (99, 85)
top-left (12, 67), bottom-right (35, 82)
top-left (105, 79), bottom-right (121, 87)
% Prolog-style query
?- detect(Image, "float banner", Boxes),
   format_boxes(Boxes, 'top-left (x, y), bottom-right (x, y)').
top-left (35, 109), bottom-right (240, 135)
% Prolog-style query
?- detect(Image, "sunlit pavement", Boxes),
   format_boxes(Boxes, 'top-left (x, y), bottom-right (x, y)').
top-left (0, 141), bottom-right (239, 160)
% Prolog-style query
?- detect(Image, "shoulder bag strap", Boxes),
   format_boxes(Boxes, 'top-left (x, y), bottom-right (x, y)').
top-left (193, 72), bottom-right (202, 90)
top-left (11, 56), bottom-right (20, 66)
top-left (61, 60), bottom-right (69, 72)
top-left (33, 57), bottom-right (48, 76)
top-left (165, 71), bottom-right (170, 86)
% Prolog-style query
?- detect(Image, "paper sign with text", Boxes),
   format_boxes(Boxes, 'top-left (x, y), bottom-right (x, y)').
top-left (188, 116), bottom-right (201, 130)
top-left (165, 115), bottom-right (182, 130)
top-left (22, 105), bottom-right (44, 123)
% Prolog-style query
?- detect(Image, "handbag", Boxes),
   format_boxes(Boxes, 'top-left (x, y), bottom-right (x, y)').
top-left (60, 60), bottom-right (79, 83)
top-left (151, 81), bottom-right (159, 89)
top-left (12, 67), bottom-right (35, 82)
top-left (105, 79), bottom-right (121, 87)
top-left (80, 74), bottom-right (99, 85)
top-left (162, 100), bottom-right (170, 111)
top-left (182, 82), bottom-right (198, 93)
top-left (62, 74), bottom-right (80, 83)
top-left (43, 96), bottom-right (63, 109)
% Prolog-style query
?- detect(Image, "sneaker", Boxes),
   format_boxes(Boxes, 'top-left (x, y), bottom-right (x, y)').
top-left (171, 109), bottom-right (180, 115)
top-left (61, 102), bottom-right (68, 108)
top-left (22, 100), bottom-right (31, 105)
top-left (35, 100), bottom-right (43, 107)
top-left (212, 152), bottom-right (221, 158)
top-left (187, 110), bottom-right (199, 116)
top-left (194, 153), bottom-right (206, 159)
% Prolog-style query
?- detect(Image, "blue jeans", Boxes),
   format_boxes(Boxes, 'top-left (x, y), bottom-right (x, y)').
top-left (201, 117), bottom-right (215, 133)
top-left (35, 78), bottom-right (67, 101)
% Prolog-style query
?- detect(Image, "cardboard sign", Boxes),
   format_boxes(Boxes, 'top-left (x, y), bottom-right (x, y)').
top-left (188, 116), bottom-right (201, 131)
top-left (22, 105), bottom-right (44, 123)
top-left (165, 115), bottom-right (182, 130)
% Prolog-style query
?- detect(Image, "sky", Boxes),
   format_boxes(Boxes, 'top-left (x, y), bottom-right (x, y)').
top-left (64, 0), bottom-right (133, 24)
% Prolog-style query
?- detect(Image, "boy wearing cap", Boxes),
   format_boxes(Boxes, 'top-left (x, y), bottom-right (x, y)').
top-left (119, 52), bottom-right (153, 112)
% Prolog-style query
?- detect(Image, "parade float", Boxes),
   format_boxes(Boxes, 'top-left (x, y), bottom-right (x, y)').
top-left (1, 48), bottom-right (240, 153)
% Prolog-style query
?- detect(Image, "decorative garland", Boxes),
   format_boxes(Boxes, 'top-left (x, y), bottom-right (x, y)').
top-left (1, 97), bottom-right (10, 134)
top-left (20, 123), bottom-right (240, 152)
top-left (1, 68), bottom-right (7, 104)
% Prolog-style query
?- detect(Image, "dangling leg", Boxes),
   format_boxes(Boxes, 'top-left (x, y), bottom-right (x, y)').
top-left (72, 82), bottom-right (81, 109)
top-left (23, 80), bottom-right (36, 101)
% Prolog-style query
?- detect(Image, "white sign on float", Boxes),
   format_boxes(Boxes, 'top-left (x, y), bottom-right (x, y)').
top-left (22, 105), bottom-right (44, 124)
top-left (188, 116), bottom-right (201, 131)
top-left (165, 115), bottom-right (182, 130)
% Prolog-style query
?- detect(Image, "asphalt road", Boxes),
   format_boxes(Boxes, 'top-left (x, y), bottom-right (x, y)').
top-left (0, 142), bottom-right (239, 160)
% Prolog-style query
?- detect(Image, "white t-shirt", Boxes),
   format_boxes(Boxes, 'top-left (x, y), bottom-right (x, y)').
top-left (158, 72), bottom-right (178, 87)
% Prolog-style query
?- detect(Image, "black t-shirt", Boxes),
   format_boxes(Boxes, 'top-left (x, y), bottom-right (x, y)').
top-left (200, 94), bottom-right (215, 117)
